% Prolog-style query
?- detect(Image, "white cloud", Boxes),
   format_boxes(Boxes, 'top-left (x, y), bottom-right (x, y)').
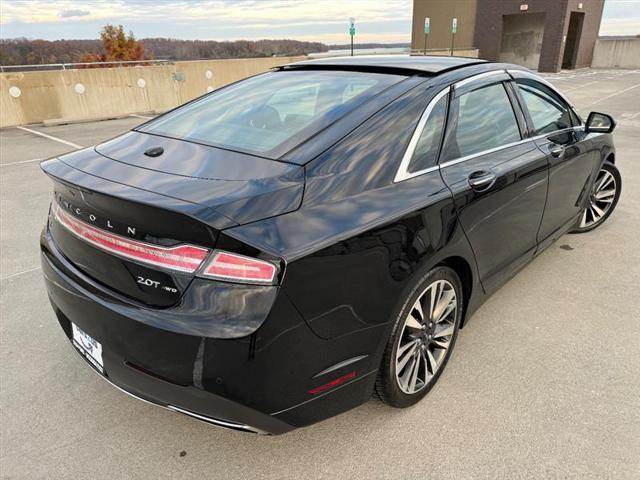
top-left (58, 9), bottom-right (91, 18)
top-left (600, 18), bottom-right (640, 36)
top-left (1, 0), bottom-right (411, 25)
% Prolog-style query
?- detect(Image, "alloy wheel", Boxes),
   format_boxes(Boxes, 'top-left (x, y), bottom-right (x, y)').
top-left (580, 168), bottom-right (617, 229)
top-left (395, 279), bottom-right (457, 394)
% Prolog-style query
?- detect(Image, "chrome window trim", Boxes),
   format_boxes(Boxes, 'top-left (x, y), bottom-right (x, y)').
top-left (438, 138), bottom-right (533, 169)
top-left (394, 70), bottom-right (516, 183)
top-left (439, 126), bottom-right (582, 169)
top-left (393, 68), bottom-right (585, 184)
top-left (507, 69), bottom-right (583, 125)
top-left (393, 86), bottom-right (450, 183)
top-left (453, 69), bottom-right (508, 89)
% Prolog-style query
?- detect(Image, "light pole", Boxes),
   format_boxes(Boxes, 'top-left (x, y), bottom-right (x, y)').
top-left (450, 17), bottom-right (457, 56)
top-left (349, 17), bottom-right (356, 56)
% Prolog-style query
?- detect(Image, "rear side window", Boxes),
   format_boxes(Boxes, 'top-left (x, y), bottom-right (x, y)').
top-left (139, 70), bottom-right (403, 158)
top-left (516, 79), bottom-right (574, 135)
top-left (441, 83), bottom-right (521, 162)
top-left (408, 93), bottom-right (448, 173)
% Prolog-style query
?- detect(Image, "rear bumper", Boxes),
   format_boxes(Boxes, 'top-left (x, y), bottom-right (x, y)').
top-left (41, 227), bottom-right (380, 434)
top-left (42, 243), bottom-right (295, 434)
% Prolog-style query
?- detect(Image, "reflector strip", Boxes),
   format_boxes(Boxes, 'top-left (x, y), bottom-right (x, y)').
top-left (308, 371), bottom-right (357, 395)
top-left (51, 201), bottom-right (209, 273)
top-left (201, 251), bottom-right (276, 284)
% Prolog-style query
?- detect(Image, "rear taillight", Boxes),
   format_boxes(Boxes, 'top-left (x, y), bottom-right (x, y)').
top-left (52, 202), bottom-right (209, 273)
top-left (51, 201), bottom-right (279, 283)
top-left (200, 251), bottom-right (277, 284)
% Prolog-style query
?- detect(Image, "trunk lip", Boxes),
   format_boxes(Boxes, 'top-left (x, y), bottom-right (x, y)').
top-left (40, 156), bottom-right (239, 230)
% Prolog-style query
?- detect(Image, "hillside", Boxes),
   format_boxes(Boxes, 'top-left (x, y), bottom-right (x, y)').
top-left (0, 37), bottom-right (328, 65)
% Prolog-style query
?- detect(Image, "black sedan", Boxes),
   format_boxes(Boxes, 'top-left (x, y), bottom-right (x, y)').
top-left (40, 55), bottom-right (621, 434)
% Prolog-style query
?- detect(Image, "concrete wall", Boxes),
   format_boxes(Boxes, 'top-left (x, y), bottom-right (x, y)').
top-left (592, 37), bottom-right (640, 69)
top-left (500, 13), bottom-right (546, 69)
top-left (0, 56), bottom-right (305, 128)
top-left (411, 0), bottom-right (478, 52)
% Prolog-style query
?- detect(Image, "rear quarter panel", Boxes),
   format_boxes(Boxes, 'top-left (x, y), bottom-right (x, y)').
top-left (223, 82), bottom-right (483, 376)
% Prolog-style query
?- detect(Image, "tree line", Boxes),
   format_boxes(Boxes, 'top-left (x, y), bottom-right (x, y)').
top-left (0, 32), bottom-right (328, 66)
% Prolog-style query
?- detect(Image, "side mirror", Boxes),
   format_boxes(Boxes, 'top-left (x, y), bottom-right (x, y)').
top-left (586, 112), bottom-right (616, 134)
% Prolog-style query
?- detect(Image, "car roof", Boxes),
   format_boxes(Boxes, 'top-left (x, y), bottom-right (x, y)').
top-left (280, 55), bottom-right (487, 75)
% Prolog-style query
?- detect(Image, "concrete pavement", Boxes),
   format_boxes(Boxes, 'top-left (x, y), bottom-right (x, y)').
top-left (1, 68), bottom-right (639, 479)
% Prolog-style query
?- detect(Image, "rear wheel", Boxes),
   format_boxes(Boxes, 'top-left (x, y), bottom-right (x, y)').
top-left (376, 266), bottom-right (462, 408)
top-left (571, 161), bottom-right (621, 233)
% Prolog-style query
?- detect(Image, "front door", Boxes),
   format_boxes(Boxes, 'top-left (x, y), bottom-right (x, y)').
top-left (438, 72), bottom-right (549, 292)
top-left (511, 73), bottom-right (599, 245)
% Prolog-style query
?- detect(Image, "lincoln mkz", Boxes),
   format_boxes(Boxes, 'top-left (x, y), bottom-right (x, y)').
top-left (40, 56), bottom-right (621, 434)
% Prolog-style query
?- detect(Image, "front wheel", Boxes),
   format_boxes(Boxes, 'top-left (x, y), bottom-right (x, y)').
top-left (571, 161), bottom-right (621, 233)
top-left (375, 266), bottom-right (462, 408)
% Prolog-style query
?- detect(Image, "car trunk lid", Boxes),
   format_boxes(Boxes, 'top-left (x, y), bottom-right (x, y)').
top-left (41, 133), bottom-right (303, 306)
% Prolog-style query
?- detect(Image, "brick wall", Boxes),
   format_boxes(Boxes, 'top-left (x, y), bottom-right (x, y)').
top-left (474, 0), bottom-right (604, 72)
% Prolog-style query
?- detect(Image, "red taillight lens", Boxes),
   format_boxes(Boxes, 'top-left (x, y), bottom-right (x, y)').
top-left (308, 371), bottom-right (357, 395)
top-left (52, 202), bottom-right (209, 273)
top-left (200, 251), bottom-right (277, 284)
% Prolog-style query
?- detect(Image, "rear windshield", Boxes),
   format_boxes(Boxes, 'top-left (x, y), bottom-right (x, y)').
top-left (139, 70), bottom-right (404, 157)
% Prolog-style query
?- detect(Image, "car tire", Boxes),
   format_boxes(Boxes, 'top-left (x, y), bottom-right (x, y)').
top-left (570, 161), bottom-right (621, 234)
top-left (375, 266), bottom-right (463, 408)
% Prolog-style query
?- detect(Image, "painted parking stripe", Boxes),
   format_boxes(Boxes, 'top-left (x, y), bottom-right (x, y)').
top-left (16, 126), bottom-right (83, 149)
top-left (588, 83), bottom-right (640, 107)
top-left (0, 157), bottom-right (43, 167)
top-left (130, 114), bottom-right (153, 119)
top-left (0, 266), bottom-right (41, 281)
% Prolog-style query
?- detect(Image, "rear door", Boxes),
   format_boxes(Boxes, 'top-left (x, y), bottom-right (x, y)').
top-left (438, 71), bottom-right (549, 292)
top-left (509, 71), bottom-right (600, 246)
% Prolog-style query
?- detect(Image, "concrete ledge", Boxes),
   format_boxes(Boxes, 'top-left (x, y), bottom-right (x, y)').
top-left (592, 37), bottom-right (640, 69)
top-left (43, 114), bottom-right (133, 127)
top-left (1, 56), bottom-right (305, 128)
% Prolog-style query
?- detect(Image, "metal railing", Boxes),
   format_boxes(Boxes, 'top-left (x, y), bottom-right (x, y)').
top-left (0, 59), bottom-right (173, 72)
top-left (409, 47), bottom-right (478, 57)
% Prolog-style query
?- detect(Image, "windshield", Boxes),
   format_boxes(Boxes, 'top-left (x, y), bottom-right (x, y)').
top-left (139, 70), bottom-right (404, 157)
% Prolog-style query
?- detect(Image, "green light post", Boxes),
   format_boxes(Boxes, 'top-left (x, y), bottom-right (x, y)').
top-left (349, 17), bottom-right (356, 56)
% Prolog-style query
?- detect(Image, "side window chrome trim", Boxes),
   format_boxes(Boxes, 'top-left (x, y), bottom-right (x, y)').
top-left (393, 86), bottom-right (450, 183)
top-left (453, 69), bottom-right (508, 90)
top-left (507, 69), bottom-right (583, 125)
top-left (439, 126), bottom-right (583, 169)
top-left (392, 70), bottom-right (583, 184)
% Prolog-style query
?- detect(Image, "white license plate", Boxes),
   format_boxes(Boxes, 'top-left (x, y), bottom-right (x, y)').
top-left (72, 323), bottom-right (104, 374)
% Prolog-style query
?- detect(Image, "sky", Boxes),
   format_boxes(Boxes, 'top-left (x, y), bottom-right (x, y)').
top-left (0, 0), bottom-right (639, 43)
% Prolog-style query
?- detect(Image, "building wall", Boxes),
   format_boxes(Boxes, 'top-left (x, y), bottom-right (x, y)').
top-left (566, 0), bottom-right (605, 69)
top-left (411, 0), bottom-right (478, 52)
top-left (474, 0), bottom-right (604, 72)
top-left (0, 56), bottom-right (305, 128)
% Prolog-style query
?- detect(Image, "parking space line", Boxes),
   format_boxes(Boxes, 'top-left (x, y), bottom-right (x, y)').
top-left (0, 266), bottom-right (41, 281)
top-left (1, 157), bottom-right (44, 167)
top-left (563, 79), bottom-right (609, 93)
top-left (16, 126), bottom-right (83, 149)
top-left (130, 114), bottom-right (153, 120)
top-left (587, 83), bottom-right (640, 106)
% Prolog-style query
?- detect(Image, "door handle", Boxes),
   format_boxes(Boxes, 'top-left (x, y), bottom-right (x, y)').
top-left (468, 170), bottom-right (496, 191)
top-left (549, 145), bottom-right (565, 158)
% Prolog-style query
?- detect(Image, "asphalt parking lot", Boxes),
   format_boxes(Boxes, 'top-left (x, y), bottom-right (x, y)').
top-left (1, 68), bottom-right (639, 479)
